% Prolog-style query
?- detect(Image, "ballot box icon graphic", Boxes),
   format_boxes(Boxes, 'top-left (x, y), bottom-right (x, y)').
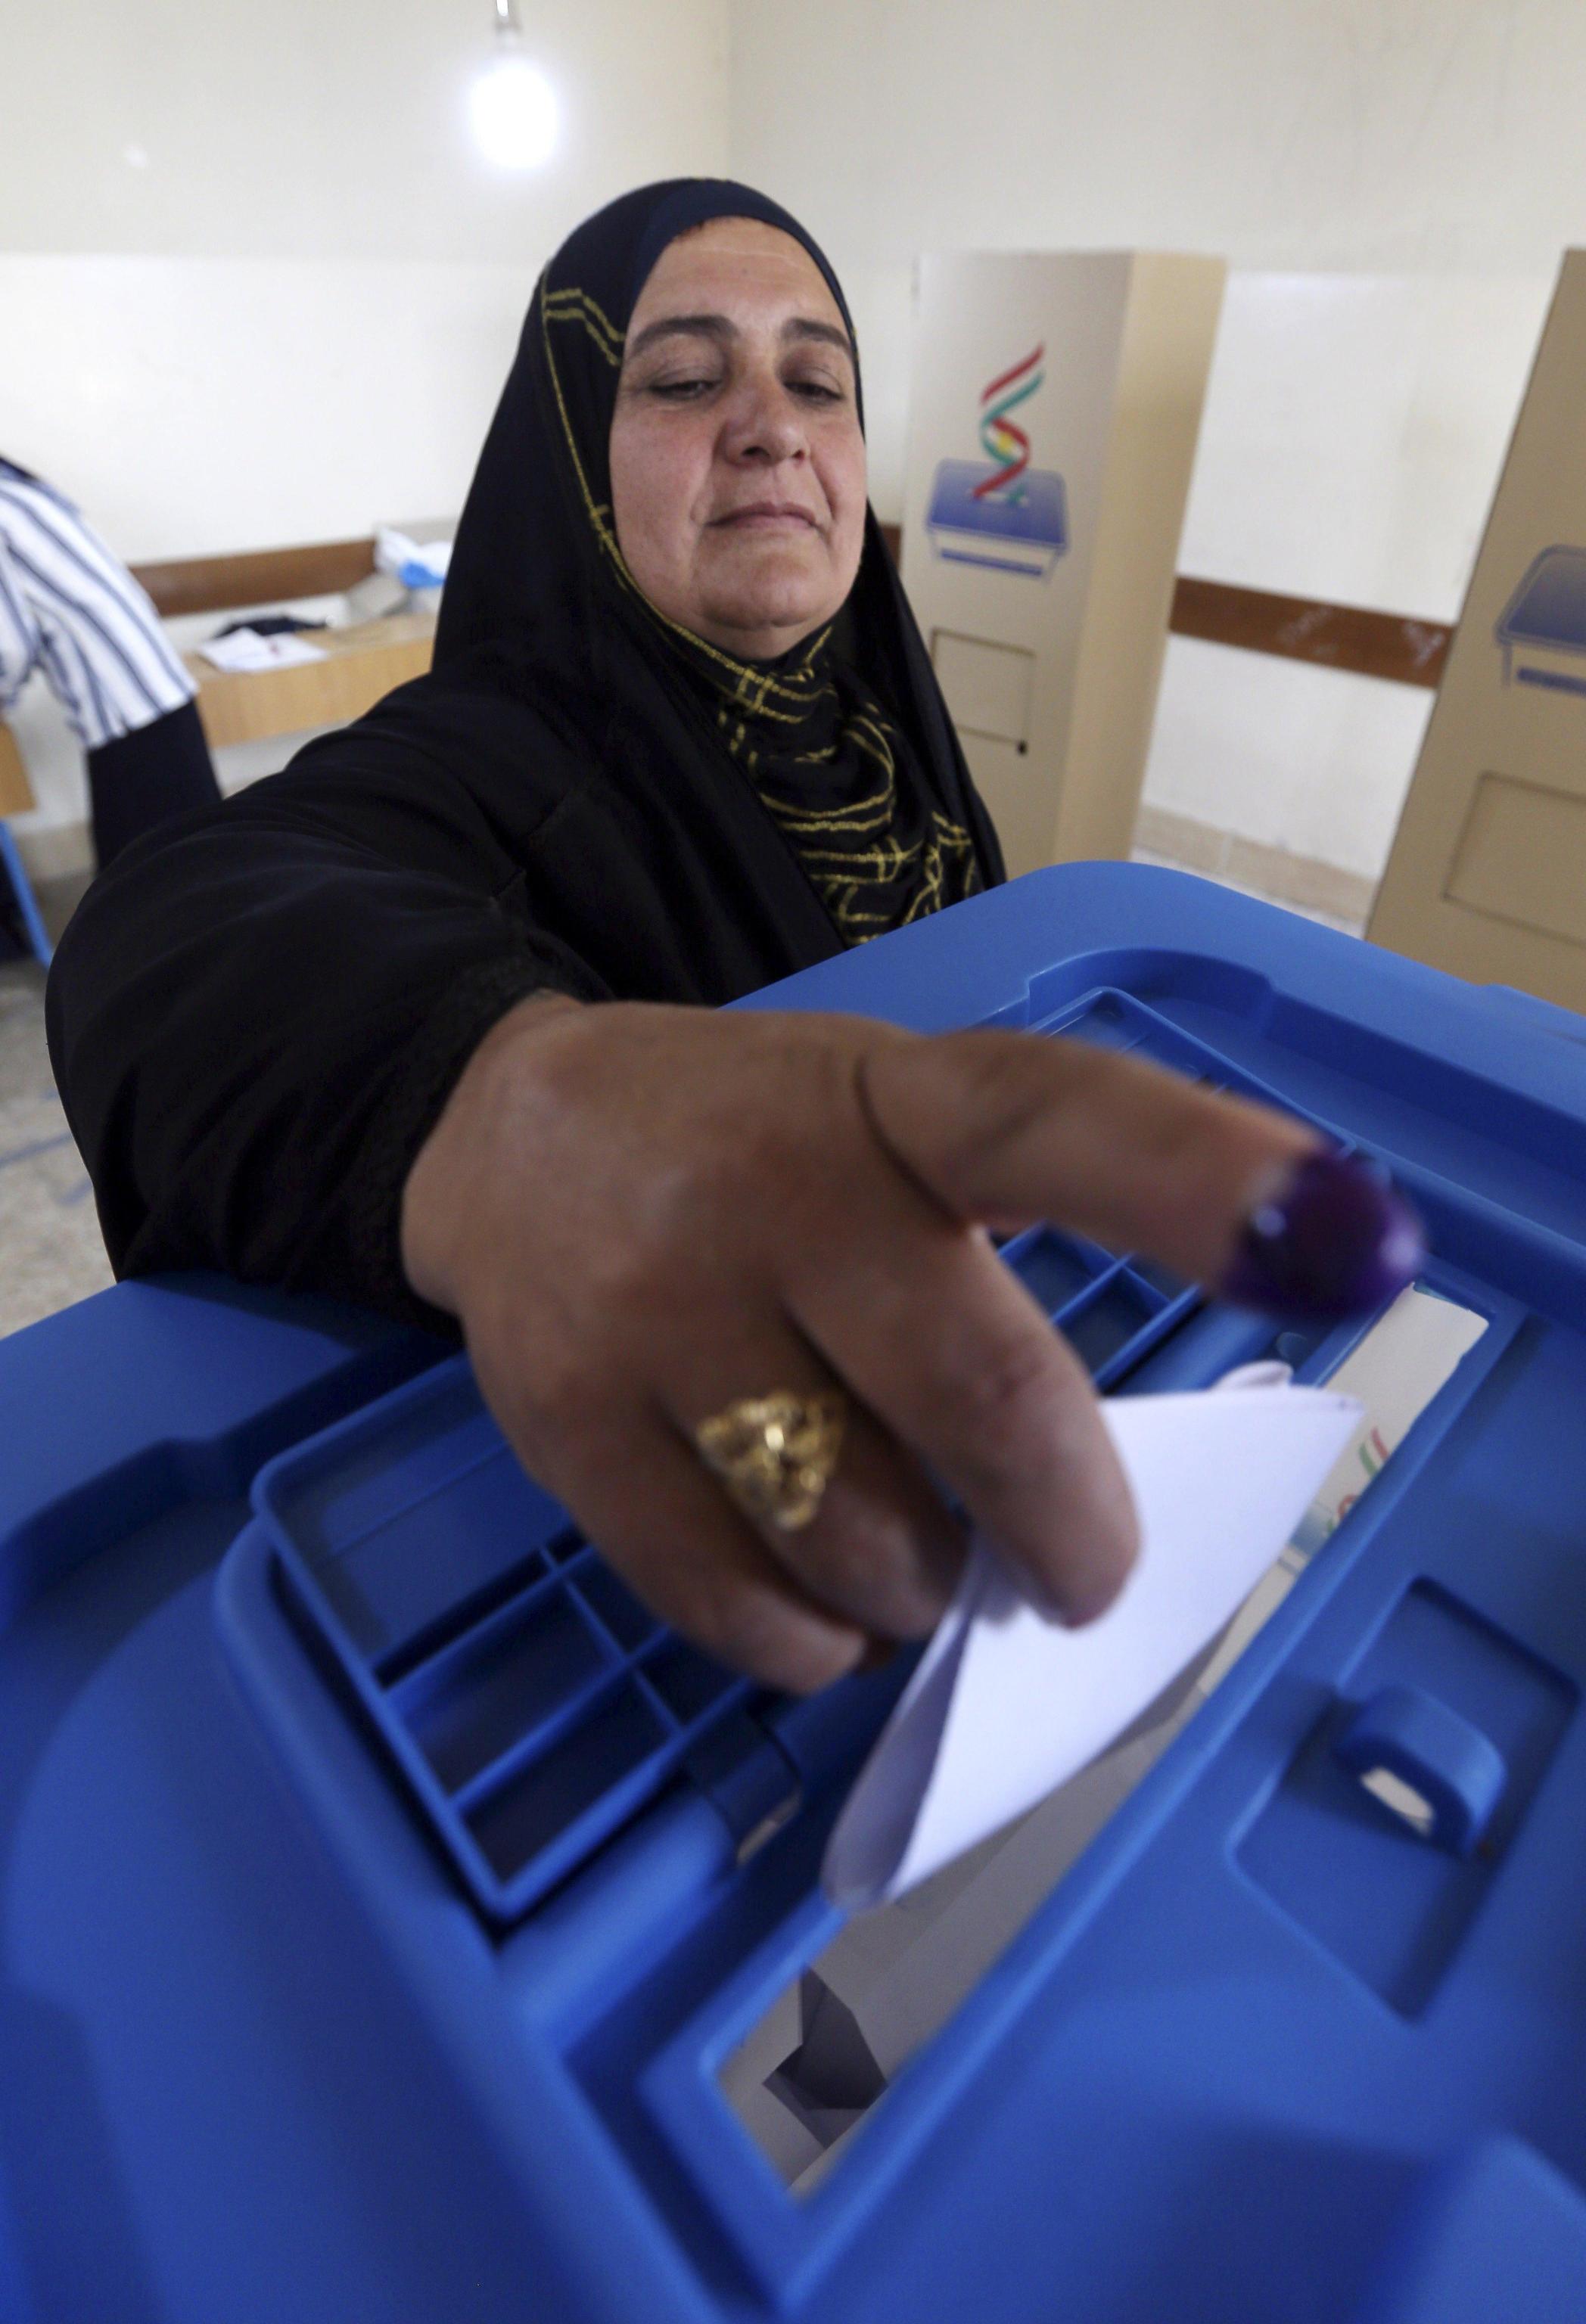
top-left (925, 461), bottom-right (1068, 577)
top-left (1495, 545), bottom-right (1586, 695)
top-left (926, 340), bottom-right (1068, 579)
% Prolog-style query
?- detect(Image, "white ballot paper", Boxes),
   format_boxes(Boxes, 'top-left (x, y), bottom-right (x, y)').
top-left (197, 627), bottom-right (327, 673)
top-left (823, 1378), bottom-right (1363, 1910)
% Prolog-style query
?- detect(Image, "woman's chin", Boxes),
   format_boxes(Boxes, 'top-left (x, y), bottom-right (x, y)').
top-left (701, 613), bottom-right (831, 658)
top-left (694, 583), bottom-right (842, 657)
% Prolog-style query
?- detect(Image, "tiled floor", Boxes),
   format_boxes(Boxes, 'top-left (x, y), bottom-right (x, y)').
top-left (0, 960), bottom-right (114, 1340)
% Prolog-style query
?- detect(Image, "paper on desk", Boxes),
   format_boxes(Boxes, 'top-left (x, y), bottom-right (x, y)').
top-left (823, 1378), bottom-right (1362, 1909)
top-left (374, 526), bottom-right (453, 589)
top-left (197, 627), bottom-right (327, 673)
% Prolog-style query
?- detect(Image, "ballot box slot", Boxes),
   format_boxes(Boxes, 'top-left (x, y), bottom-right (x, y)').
top-left (698, 1268), bottom-right (1502, 2222)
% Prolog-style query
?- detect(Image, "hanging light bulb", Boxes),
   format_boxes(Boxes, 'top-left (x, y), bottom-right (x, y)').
top-left (470, 0), bottom-right (558, 169)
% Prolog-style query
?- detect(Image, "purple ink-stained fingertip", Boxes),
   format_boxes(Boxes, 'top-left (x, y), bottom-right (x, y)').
top-left (1220, 1150), bottom-right (1426, 1320)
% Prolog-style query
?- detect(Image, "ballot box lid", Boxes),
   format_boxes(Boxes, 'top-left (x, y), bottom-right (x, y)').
top-left (7, 862), bottom-right (1586, 2323)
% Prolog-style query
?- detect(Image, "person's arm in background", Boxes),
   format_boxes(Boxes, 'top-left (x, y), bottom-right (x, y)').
top-left (0, 461), bottom-right (219, 863)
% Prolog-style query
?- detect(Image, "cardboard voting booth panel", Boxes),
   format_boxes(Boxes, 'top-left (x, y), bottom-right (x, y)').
top-left (900, 253), bottom-right (1224, 878)
top-left (1370, 253), bottom-right (1586, 1005)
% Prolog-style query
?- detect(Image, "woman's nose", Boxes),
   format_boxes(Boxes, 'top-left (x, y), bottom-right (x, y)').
top-left (721, 373), bottom-right (807, 464)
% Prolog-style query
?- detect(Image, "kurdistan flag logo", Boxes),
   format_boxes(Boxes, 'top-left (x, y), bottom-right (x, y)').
top-left (926, 342), bottom-right (1068, 579)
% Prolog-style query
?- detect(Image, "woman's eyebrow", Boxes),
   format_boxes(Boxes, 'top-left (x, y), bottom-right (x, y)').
top-left (625, 313), bottom-right (735, 362)
top-left (782, 318), bottom-right (856, 366)
top-left (623, 313), bottom-right (856, 366)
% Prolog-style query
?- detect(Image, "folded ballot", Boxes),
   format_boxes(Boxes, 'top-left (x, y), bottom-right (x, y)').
top-left (823, 1375), bottom-right (1364, 1909)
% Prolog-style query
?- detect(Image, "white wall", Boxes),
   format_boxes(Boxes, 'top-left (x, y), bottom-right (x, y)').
top-left (0, 257), bottom-right (533, 565)
top-left (1153, 269), bottom-right (1551, 880)
top-left (2, 0), bottom-right (729, 849)
top-left (5, 0), bottom-right (729, 265)
top-left (728, 0), bottom-right (1586, 885)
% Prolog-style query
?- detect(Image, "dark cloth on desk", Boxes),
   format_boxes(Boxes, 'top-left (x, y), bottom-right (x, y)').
top-left (46, 179), bottom-right (1002, 1328)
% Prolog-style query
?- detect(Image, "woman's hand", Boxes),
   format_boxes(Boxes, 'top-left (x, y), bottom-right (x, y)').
top-left (400, 998), bottom-right (1378, 1692)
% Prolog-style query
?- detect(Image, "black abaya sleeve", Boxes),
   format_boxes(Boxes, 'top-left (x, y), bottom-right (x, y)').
top-left (45, 711), bottom-right (610, 1328)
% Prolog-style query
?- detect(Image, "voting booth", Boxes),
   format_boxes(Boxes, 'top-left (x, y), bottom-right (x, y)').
top-left (1371, 252), bottom-right (1586, 1008)
top-left (900, 254), bottom-right (1224, 877)
top-left (7, 862), bottom-right (1586, 2322)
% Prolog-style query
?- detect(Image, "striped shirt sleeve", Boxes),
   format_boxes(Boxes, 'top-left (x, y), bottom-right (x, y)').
top-left (0, 473), bottom-right (194, 750)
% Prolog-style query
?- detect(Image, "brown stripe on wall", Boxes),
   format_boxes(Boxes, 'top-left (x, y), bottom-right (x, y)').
top-left (132, 538), bottom-right (378, 619)
top-left (1169, 576), bottom-right (1450, 690)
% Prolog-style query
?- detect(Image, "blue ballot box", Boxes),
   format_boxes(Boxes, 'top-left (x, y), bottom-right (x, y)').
top-left (7, 862), bottom-right (1586, 2324)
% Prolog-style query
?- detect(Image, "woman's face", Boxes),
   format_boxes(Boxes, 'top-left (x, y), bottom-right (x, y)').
top-left (610, 218), bottom-right (866, 660)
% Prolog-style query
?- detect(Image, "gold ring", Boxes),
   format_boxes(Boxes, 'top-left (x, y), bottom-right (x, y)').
top-left (694, 1390), bottom-right (847, 1533)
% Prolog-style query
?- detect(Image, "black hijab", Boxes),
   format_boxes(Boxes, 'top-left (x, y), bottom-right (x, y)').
top-left (436, 178), bottom-right (1003, 941)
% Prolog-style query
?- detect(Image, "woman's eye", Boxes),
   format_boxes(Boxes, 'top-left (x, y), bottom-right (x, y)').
top-left (788, 378), bottom-right (845, 404)
top-left (648, 376), bottom-right (717, 401)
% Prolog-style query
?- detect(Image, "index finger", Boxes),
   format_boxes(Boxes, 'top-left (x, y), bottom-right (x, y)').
top-left (788, 1216), bottom-right (1140, 1626)
top-left (857, 1031), bottom-right (1423, 1319)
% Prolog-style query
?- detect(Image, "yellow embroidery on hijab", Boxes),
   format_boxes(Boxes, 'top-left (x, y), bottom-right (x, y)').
top-left (790, 812), bottom-right (978, 941)
top-left (543, 286), bottom-right (625, 366)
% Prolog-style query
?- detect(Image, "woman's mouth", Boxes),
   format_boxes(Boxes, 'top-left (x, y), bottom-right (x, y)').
top-left (711, 503), bottom-right (819, 531)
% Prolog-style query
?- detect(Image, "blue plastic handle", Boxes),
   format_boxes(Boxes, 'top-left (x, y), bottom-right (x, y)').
top-left (1333, 1685), bottom-right (1507, 1858)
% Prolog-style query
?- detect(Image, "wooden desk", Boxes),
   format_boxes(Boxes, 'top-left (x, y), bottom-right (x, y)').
top-left (185, 614), bottom-right (436, 750)
top-left (0, 724), bottom-right (35, 817)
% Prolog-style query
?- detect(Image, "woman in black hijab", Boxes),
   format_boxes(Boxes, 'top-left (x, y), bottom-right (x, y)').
top-left (46, 181), bottom-right (1409, 1690)
top-left (437, 179), bottom-right (1000, 949)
